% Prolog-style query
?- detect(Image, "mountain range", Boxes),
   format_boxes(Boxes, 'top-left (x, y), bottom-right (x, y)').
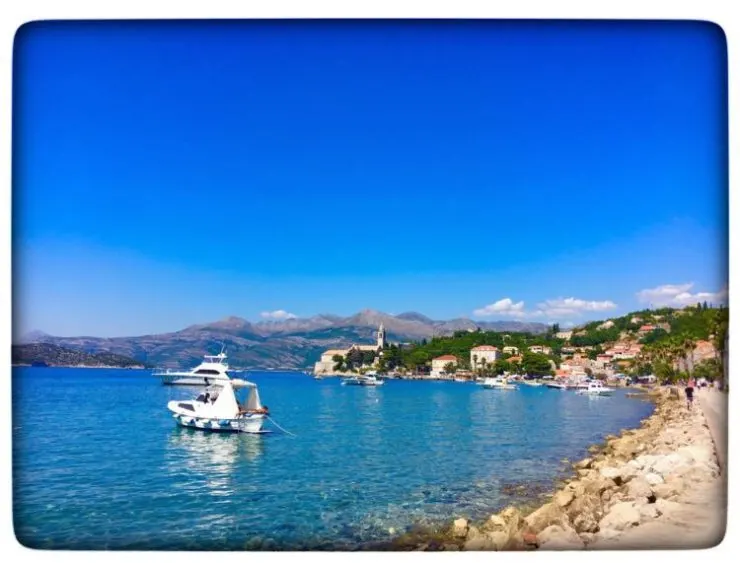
top-left (19, 309), bottom-right (549, 370)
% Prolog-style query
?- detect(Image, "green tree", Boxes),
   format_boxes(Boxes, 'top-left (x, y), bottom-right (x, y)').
top-left (522, 353), bottom-right (553, 376)
top-left (361, 349), bottom-right (377, 367)
top-left (345, 348), bottom-right (364, 371)
top-left (443, 362), bottom-right (457, 375)
top-left (332, 354), bottom-right (345, 372)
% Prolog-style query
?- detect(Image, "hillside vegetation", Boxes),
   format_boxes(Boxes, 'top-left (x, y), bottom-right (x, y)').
top-left (373, 304), bottom-right (728, 383)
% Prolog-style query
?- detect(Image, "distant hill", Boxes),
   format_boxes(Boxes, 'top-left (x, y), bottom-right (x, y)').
top-left (12, 343), bottom-right (148, 368)
top-left (21, 309), bottom-right (549, 370)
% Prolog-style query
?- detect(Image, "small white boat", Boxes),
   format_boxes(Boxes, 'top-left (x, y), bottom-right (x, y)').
top-left (342, 375), bottom-right (384, 386)
top-left (153, 347), bottom-right (232, 386)
top-left (545, 382), bottom-right (568, 390)
top-left (482, 376), bottom-right (517, 390)
top-left (577, 380), bottom-right (614, 396)
top-left (167, 378), bottom-right (268, 433)
top-left (520, 380), bottom-right (543, 387)
top-left (454, 377), bottom-right (468, 383)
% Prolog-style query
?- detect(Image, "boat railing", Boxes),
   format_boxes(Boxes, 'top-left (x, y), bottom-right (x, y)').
top-left (152, 368), bottom-right (187, 376)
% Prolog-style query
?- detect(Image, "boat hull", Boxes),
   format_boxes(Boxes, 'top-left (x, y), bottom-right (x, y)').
top-left (341, 377), bottom-right (384, 386)
top-left (170, 412), bottom-right (266, 433)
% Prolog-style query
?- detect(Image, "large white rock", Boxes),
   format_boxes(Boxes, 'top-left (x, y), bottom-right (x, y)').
top-left (537, 524), bottom-right (585, 550)
top-left (625, 477), bottom-right (654, 503)
top-left (619, 463), bottom-right (640, 483)
top-left (651, 453), bottom-right (688, 477)
top-left (600, 467), bottom-right (622, 481)
top-left (644, 472), bottom-right (665, 486)
top-left (452, 518), bottom-right (469, 538)
top-left (598, 501), bottom-right (641, 532)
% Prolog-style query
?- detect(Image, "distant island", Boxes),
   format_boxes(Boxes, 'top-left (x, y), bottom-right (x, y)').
top-left (12, 343), bottom-right (149, 369)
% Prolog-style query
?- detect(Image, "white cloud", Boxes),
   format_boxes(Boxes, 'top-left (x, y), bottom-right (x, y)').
top-left (473, 296), bottom-right (617, 320)
top-left (473, 298), bottom-right (527, 318)
top-left (260, 310), bottom-right (298, 320)
top-left (535, 297), bottom-right (618, 317)
top-left (637, 283), bottom-right (728, 308)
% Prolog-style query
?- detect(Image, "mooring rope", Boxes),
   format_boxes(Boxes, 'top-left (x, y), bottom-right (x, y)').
top-left (265, 415), bottom-right (297, 437)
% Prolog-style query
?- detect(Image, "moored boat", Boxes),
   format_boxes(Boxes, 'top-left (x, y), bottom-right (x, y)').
top-left (341, 375), bottom-right (384, 386)
top-left (167, 378), bottom-right (268, 433)
top-left (482, 376), bottom-right (517, 390)
top-left (577, 380), bottom-right (614, 396)
top-left (520, 379), bottom-right (543, 387)
top-left (153, 346), bottom-right (232, 386)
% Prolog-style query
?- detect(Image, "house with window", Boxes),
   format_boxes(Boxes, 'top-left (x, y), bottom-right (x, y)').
top-left (431, 355), bottom-right (458, 378)
top-left (470, 345), bottom-right (500, 371)
top-left (528, 345), bottom-right (552, 355)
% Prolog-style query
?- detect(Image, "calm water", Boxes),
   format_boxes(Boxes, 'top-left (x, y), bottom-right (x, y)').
top-left (13, 368), bottom-right (653, 550)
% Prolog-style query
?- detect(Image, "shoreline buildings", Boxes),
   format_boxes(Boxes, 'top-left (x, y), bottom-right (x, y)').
top-left (313, 324), bottom-right (387, 375)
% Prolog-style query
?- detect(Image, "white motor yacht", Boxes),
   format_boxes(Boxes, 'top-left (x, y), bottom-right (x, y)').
top-left (153, 347), bottom-right (233, 386)
top-left (520, 379), bottom-right (543, 387)
top-left (341, 375), bottom-right (384, 386)
top-left (167, 378), bottom-right (268, 433)
top-left (577, 380), bottom-right (614, 396)
top-left (482, 376), bottom-right (517, 390)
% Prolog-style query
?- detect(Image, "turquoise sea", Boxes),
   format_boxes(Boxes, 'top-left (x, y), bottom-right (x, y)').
top-left (13, 368), bottom-right (654, 550)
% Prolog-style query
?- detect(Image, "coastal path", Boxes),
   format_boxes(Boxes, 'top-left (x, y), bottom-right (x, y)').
top-left (697, 388), bottom-right (728, 475)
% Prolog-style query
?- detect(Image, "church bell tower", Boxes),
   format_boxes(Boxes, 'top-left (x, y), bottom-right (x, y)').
top-left (377, 323), bottom-right (387, 349)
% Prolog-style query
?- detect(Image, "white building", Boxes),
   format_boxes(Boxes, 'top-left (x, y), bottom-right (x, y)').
top-left (554, 331), bottom-right (573, 340)
top-left (470, 345), bottom-right (500, 370)
top-left (313, 324), bottom-right (387, 375)
top-left (431, 355), bottom-right (458, 378)
top-left (528, 345), bottom-right (552, 355)
top-left (502, 345), bottom-right (519, 356)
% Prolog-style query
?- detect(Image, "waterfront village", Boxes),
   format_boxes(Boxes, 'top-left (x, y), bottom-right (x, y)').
top-left (312, 304), bottom-right (729, 388)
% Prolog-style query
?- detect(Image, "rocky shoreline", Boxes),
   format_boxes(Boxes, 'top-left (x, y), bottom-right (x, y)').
top-left (395, 387), bottom-right (725, 551)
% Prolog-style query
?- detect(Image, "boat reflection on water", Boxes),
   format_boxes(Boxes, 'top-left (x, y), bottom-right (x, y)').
top-left (167, 427), bottom-right (265, 492)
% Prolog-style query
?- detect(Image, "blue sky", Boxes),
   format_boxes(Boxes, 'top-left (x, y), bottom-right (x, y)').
top-left (14, 21), bottom-right (728, 337)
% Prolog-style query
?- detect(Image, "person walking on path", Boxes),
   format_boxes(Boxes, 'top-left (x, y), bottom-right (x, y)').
top-left (685, 378), bottom-right (695, 409)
